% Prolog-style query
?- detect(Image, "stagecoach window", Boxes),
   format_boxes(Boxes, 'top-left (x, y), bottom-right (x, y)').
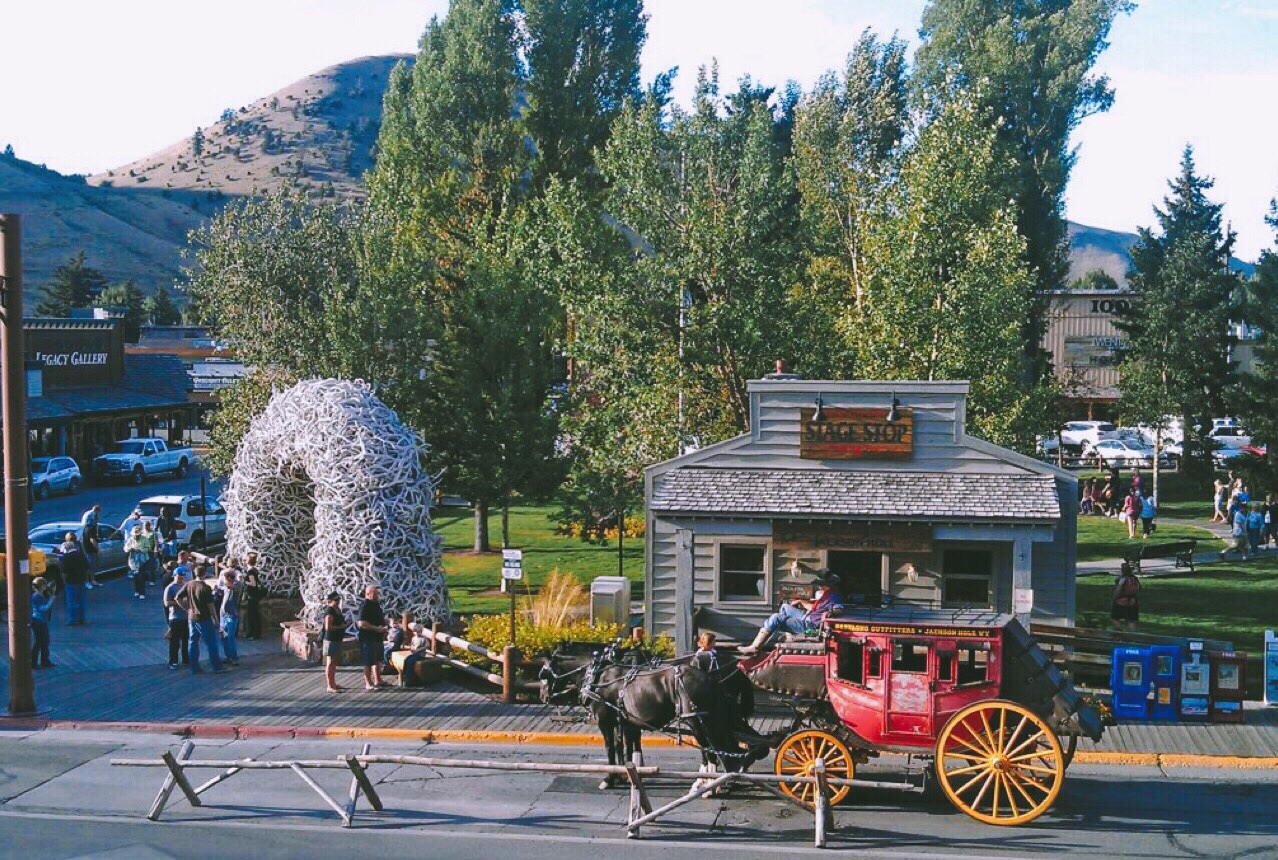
top-left (936, 648), bottom-right (955, 682)
top-left (942, 548), bottom-right (993, 607)
top-left (836, 639), bottom-right (865, 685)
top-left (956, 643), bottom-right (991, 685)
top-left (718, 544), bottom-right (768, 601)
top-left (891, 640), bottom-right (929, 673)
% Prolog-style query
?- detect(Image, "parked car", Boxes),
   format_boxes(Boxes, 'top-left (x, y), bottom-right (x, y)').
top-left (1090, 438), bottom-right (1166, 468)
top-left (93, 438), bottom-right (194, 485)
top-left (135, 495), bottom-right (227, 551)
top-left (1060, 421), bottom-right (1117, 451)
top-left (26, 521), bottom-right (128, 587)
top-left (29, 456), bottom-right (82, 499)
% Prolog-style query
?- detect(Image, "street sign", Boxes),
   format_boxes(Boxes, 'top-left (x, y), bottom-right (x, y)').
top-left (501, 548), bottom-right (523, 581)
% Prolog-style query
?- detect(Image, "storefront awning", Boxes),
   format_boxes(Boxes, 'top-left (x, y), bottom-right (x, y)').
top-left (651, 468), bottom-right (1061, 521)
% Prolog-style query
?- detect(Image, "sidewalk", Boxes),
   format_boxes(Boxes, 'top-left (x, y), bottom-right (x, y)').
top-left (1077, 514), bottom-right (1241, 577)
top-left (3, 564), bottom-right (1277, 762)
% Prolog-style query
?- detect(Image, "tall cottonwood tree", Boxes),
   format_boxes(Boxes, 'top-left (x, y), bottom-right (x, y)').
top-left (914, 0), bottom-right (1131, 385)
top-left (1117, 147), bottom-right (1241, 488)
top-left (844, 95), bottom-right (1043, 448)
top-left (792, 30), bottom-right (908, 377)
top-left (521, 0), bottom-right (647, 191)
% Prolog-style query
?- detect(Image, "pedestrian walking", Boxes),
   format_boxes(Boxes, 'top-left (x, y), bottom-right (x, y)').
top-left (1212, 478), bottom-right (1229, 524)
top-left (1121, 489), bottom-right (1140, 540)
top-left (356, 585), bottom-right (388, 690)
top-left (1224, 505), bottom-right (1250, 561)
top-left (60, 533), bottom-right (89, 625)
top-left (1110, 562), bottom-right (1140, 633)
top-left (242, 552), bottom-right (264, 640)
top-left (163, 567), bottom-right (190, 668)
top-left (1265, 495), bottom-right (1276, 547)
top-left (30, 577), bottom-right (55, 668)
top-left (140, 521), bottom-right (159, 584)
top-left (80, 504), bottom-right (102, 587)
top-left (1139, 491), bottom-right (1157, 539)
top-left (125, 525), bottom-right (148, 599)
top-left (1247, 503), bottom-right (1264, 555)
top-left (322, 591), bottom-right (346, 693)
top-left (177, 572), bottom-right (225, 673)
top-left (157, 505), bottom-right (178, 562)
top-left (219, 565), bottom-right (242, 667)
top-left (119, 508), bottom-right (144, 540)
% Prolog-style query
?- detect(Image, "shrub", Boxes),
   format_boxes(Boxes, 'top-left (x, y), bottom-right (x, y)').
top-left (463, 613), bottom-right (675, 662)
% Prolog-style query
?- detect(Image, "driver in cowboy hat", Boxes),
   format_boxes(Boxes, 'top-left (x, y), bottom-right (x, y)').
top-left (739, 570), bottom-right (844, 655)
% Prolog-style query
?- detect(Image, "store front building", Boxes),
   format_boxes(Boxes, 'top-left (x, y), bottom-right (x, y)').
top-left (21, 319), bottom-right (194, 464)
top-left (644, 376), bottom-right (1077, 653)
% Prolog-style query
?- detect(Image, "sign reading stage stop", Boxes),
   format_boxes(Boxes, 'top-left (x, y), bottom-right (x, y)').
top-left (502, 548), bottom-right (523, 581)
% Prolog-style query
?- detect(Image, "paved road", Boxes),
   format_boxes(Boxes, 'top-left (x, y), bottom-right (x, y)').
top-left (0, 732), bottom-right (1273, 859)
top-left (15, 469), bottom-right (223, 533)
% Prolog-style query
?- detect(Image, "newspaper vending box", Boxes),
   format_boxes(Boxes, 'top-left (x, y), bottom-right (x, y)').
top-left (1149, 644), bottom-right (1180, 721)
top-left (1209, 650), bottom-right (1247, 723)
top-left (1111, 646), bottom-right (1153, 720)
top-left (1179, 644), bottom-right (1211, 720)
top-left (1265, 630), bottom-right (1278, 707)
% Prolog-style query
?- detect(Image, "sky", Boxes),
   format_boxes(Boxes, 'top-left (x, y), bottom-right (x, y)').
top-left (1, 0), bottom-right (1276, 259)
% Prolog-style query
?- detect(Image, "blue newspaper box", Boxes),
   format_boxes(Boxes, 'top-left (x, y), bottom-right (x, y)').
top-left (1111, 646), bottom-right (1153, 720)
top-left (1149, 645), bottom-right (1180, 720)
top-left (1180, 648), bottom-right (1211, 720)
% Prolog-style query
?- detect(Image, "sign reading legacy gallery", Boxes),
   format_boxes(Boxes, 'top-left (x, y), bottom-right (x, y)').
top-left (774, 521), bottom-right (932, 553)
top-left (800, 407), bottom-right (913, 460)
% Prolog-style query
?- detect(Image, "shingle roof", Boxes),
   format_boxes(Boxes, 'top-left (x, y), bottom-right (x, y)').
top-left (651, 468), bottom-right (1060, 521)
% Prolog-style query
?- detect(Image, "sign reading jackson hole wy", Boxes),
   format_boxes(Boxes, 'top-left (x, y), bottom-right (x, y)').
top-left (800, 407), bottom-right (914, 460)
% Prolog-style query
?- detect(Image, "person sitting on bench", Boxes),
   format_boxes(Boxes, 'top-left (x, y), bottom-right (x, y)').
top-left (739, 571), bottom-right (843, 655)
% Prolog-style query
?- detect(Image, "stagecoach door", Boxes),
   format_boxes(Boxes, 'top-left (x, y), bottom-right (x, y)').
top-left (884, 638), bottom-right (933, 738)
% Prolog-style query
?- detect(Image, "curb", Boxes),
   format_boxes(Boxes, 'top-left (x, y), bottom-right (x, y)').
top-left (1, 717), bottom-right (1276, 768)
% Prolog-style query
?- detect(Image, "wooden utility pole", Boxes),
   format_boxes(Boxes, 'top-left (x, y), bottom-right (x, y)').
top-left (1, 214), bottom-right (35, 715)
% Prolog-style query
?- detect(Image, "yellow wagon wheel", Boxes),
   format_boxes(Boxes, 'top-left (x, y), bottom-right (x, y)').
top-left (934, 700), bottom-right (1064, 826)
top-left (774, 729), bottom-right (855, 806)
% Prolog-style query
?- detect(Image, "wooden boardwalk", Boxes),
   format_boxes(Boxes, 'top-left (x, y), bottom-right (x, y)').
top-left (2, 574), bottom-right (1275, 753)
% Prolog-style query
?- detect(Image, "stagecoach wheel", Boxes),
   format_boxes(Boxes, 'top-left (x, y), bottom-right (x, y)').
top-left (1061, 733), bottom-right (1078, 770)
top-left (935, 700), bottom-right (1064, 826)
top-left (774, 730), bottom-right (854, 806)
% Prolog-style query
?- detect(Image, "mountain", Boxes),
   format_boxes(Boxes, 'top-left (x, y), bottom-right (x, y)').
top-left (1068, 221), bottom-right (1255, 289)
top-left (0, 153), bottom-right (213, 302)
top-left (88, 55), bottom-right (405, 201)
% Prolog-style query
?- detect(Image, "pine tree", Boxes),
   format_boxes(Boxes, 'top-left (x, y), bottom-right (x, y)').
top-left (35, 251), bottom-right (108, 316)
top-left (1116, 146), bottom-right (1241, 491)
top-left (98, 281), bottom-right (147, 342)
top-left (144, 286), bottom-right (181, 326)
top-left (1237, 196), bottom-right (1278, 474)
top-left (192, 127), bottom-right (205, 157)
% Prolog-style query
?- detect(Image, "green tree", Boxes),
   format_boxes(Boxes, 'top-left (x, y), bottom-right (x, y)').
top-left (843, 94), bottom-right (1046, 448)
top-left (521, 0), bottom-right (647, 191)
top-left (1071, 268), bottom-right (1120, 291)
top-left (98, 280), bottom-right (147, 342)
top-left (143, 286), bottom-right (182, 325)
top-left (192, 127), bottom-right (205, 157)
top-left (368, 0), bottom-right (553, 551)
top-left (915, 0), bottom-right (1131, 385)
top-left (792, 30), bottom-right (909, 377)
top-left (1116, 146), bottom-right (1241, 491)
top-left (35, 251), bottom-right (108, 316)
top-left (1240, 195), bottom-right (1278, 475)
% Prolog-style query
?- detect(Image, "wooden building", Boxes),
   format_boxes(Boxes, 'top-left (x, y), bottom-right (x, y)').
top-left (644, 377), bottom-right (1078, 654)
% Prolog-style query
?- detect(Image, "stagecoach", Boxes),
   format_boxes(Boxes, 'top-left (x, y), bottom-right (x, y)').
top-left (740, 607), bottom-right (1104, 826)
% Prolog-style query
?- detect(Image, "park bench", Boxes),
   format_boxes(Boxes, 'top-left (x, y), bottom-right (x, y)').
top-left (1123, 538), bottom-right (1198, 573)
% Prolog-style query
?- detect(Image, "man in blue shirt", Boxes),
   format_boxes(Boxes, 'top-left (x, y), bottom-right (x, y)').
top-left (30, 577), bottom-right (56, 668)
top-left (739, 571), bottom-right (844, 655)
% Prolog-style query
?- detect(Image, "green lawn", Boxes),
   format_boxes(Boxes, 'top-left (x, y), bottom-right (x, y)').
top-left (1077, 557), bottom-right (1278, 696)
top-left (1075, 514), bottom-right (1223, 562)
top-left (436, 505), bottom-right (643, 614)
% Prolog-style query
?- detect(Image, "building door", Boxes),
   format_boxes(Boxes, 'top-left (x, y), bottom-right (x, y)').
top-left (828, 551), bottom-right (882, 607)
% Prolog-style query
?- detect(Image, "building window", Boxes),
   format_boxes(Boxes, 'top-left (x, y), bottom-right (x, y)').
top-left (827, 551), bottom-right (882, 606)
top-left (943, 548), bottom-right (993, 607)
top-left (718, 544), bottom-right (768, 601)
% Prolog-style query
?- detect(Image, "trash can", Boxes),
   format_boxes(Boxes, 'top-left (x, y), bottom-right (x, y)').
top-left (590, 576), bottom-right (632, 627)
top-left (1149, 645), bottom-right (1181, 721)
top-left (1111, 646), bottom-right (1153, 720)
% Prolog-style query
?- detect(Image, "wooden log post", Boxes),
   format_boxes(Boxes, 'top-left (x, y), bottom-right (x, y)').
top-left (160, 749), bottom-right (203, 813)
top-left (430, 622), bottom-right (438, 656)
top-left (813, 757), bottom-right (831, 849)
top-left (147, 740), bottom-right (195, 821)
top-left (501, 645), bottom-right (520, 703)
top-left (624, 751), bottom-right (653, 839)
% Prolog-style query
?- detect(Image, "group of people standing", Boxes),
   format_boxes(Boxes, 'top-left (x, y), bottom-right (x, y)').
top-left (1081, 468), bottom-right (1158, 539)
top-left (161, 552), bottom-right (265, 671)
top-left (1215, 476), bottom-right (1274, 559)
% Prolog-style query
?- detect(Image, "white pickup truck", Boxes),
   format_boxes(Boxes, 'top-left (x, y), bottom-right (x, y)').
top-left (92, 438), bottom-right (194, 485)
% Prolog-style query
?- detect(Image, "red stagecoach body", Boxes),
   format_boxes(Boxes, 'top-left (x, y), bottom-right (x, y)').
top-left (739, 607), bottom-right (1104, 825)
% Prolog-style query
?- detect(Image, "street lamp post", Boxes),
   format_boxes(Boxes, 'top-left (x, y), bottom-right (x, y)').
top-left (1, 214), bottom-right (36, 715)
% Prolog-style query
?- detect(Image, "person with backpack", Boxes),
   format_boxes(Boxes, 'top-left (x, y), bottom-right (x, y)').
top-left (1121, 489), bottom-right (1140, 540)
top-left (1111, 562), bottom-right (1140, 632)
